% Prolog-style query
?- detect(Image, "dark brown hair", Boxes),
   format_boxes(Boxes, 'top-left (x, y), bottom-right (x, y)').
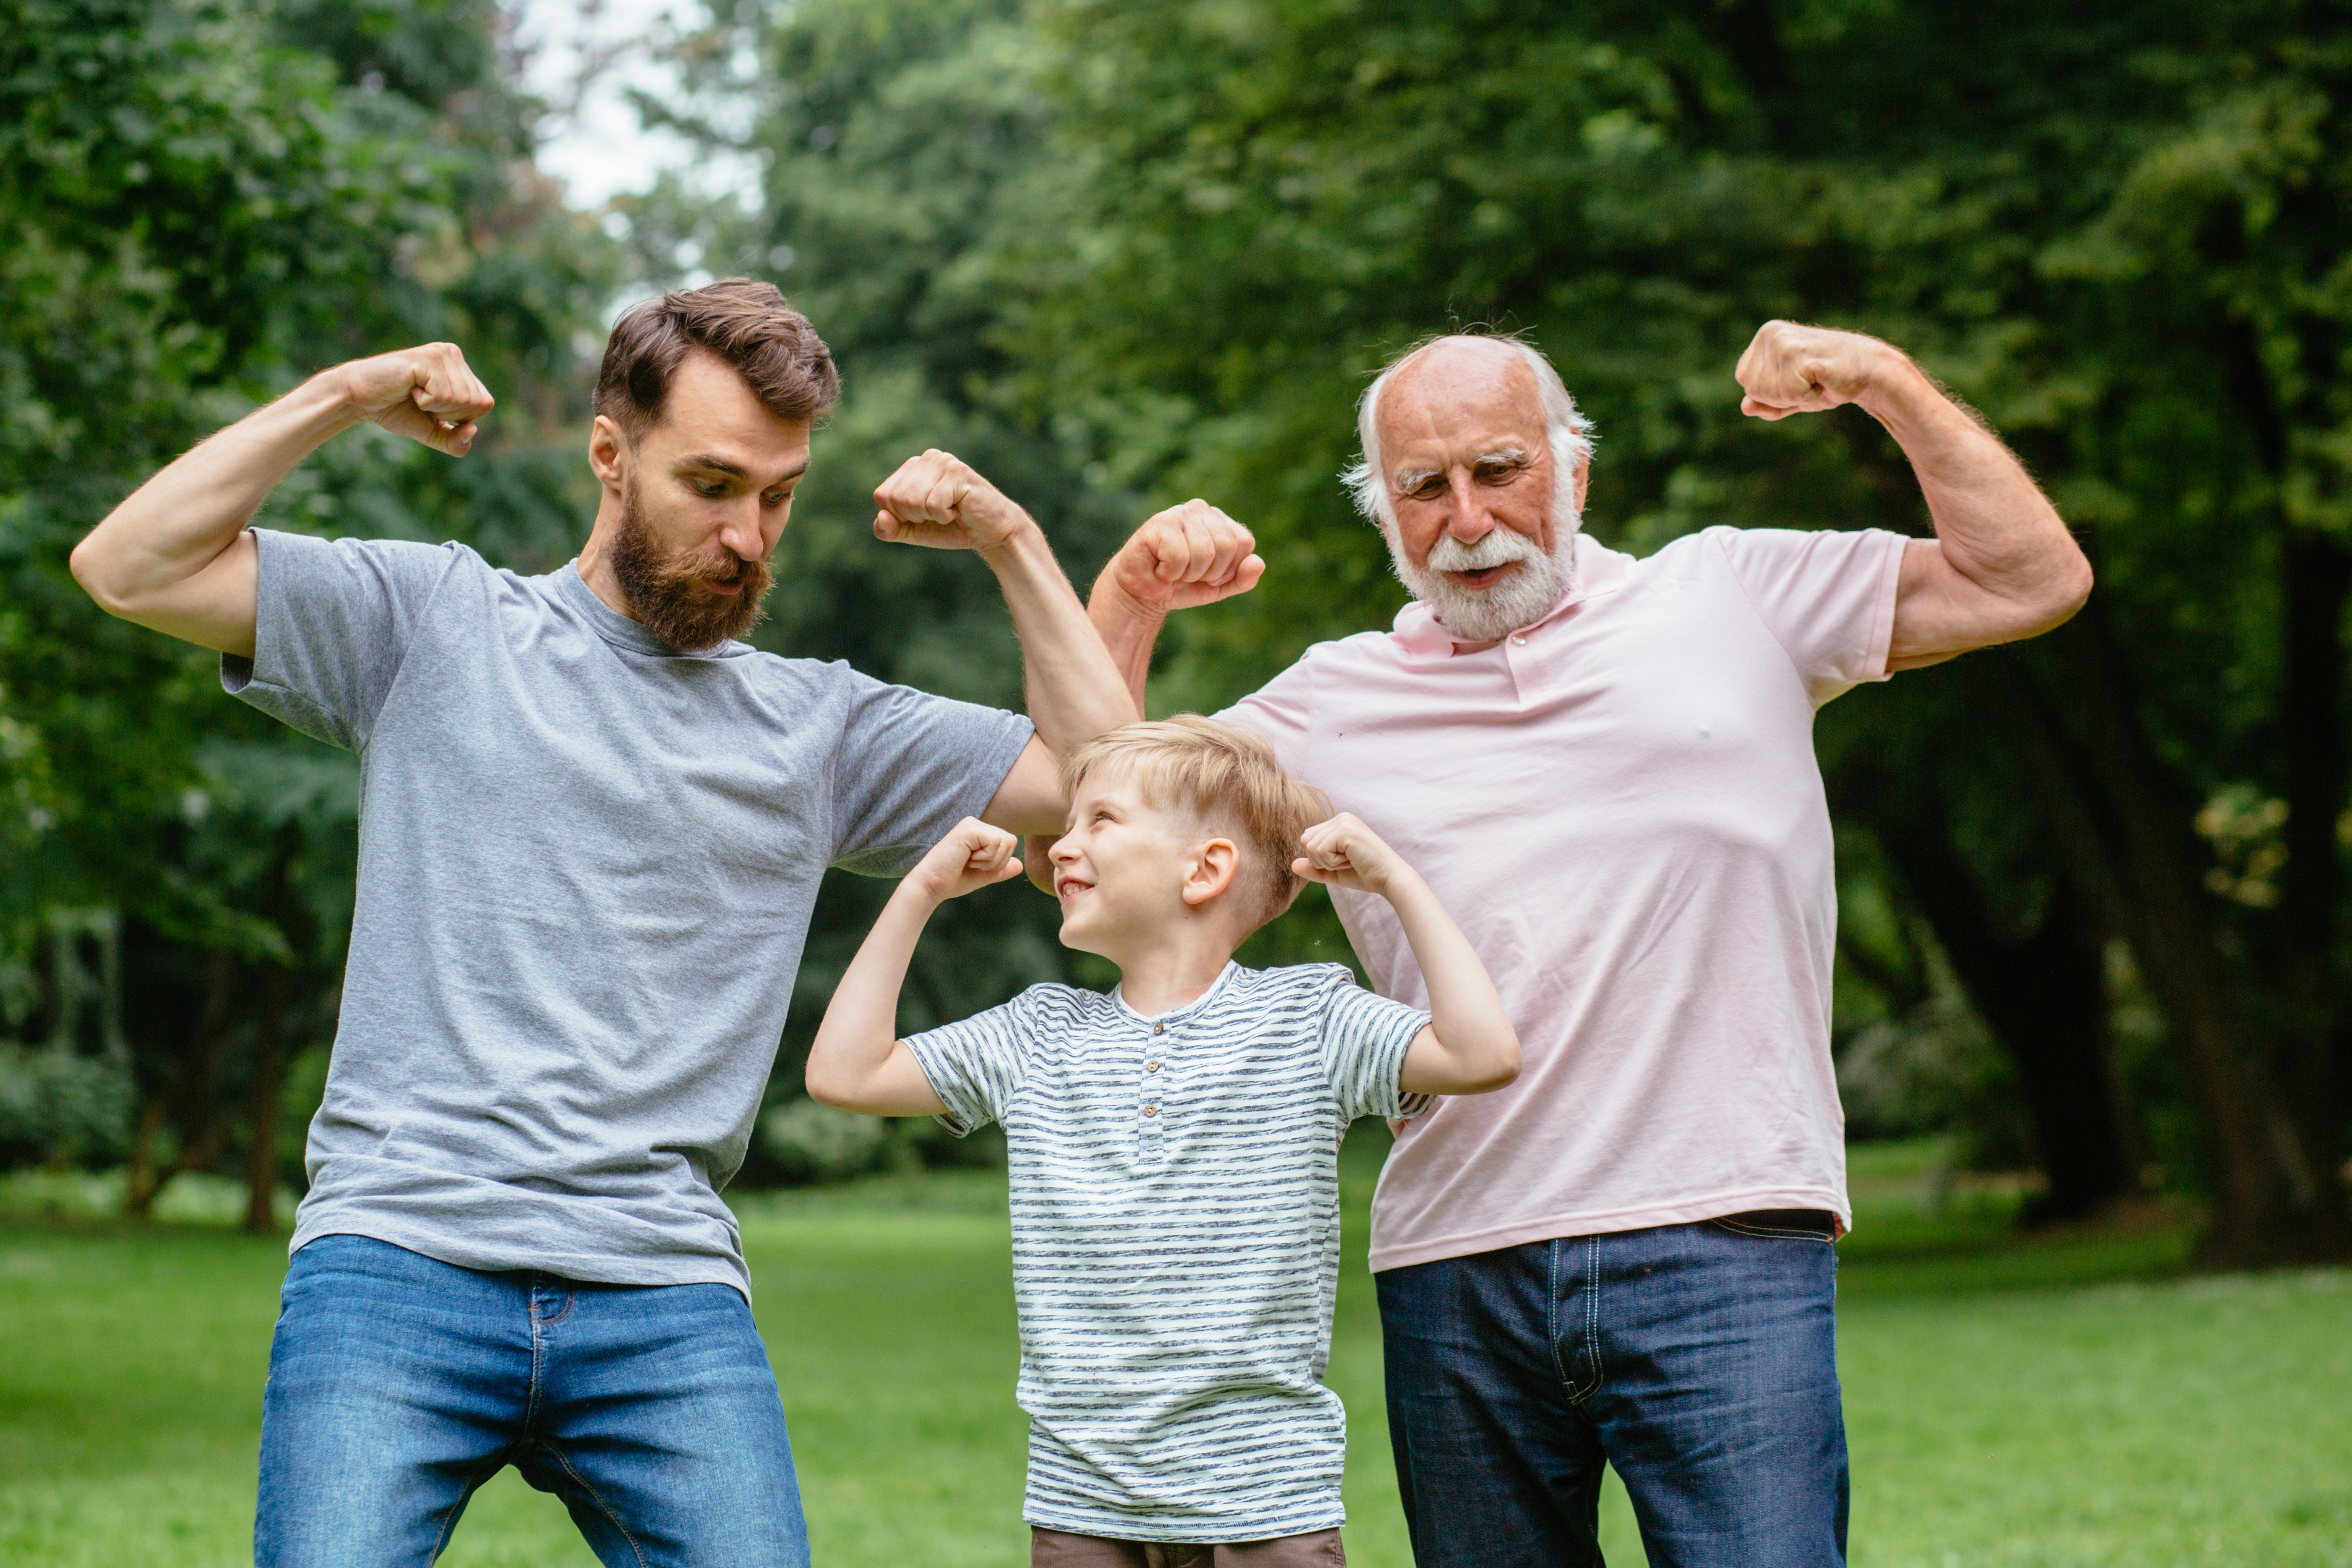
top-left (594, 277), bottom-right (839, 439)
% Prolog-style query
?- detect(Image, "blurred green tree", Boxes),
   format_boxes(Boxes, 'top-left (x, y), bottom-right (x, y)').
top-left (0, 0), bottom-right (614, 1224)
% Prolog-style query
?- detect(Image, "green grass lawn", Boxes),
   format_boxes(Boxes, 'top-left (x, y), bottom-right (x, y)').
top-left (3, 1141), bottom-right (2347, 1567)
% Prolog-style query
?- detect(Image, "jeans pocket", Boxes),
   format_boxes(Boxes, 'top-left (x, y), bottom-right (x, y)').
top-left (1706, 1209), bottom-right (1836, 1242)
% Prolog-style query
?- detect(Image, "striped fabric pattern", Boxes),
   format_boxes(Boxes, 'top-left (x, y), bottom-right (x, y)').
top-left (905, 961), bottom-right (1430, 1542)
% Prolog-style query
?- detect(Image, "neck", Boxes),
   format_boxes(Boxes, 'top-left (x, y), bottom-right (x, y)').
top-left (1106, 925), bottom-right (1239, 1017)
top-left (574, 498), bottom-right (632, 618)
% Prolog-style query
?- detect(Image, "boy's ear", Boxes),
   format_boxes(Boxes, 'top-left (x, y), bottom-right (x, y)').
top-left (1180, 838), bottom-right (1240, 908)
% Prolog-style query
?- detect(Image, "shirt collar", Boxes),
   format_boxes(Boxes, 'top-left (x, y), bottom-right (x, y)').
top-left (1388, 532), bottom-right (1632, 658)
top-left (1113, 961), bottom-right (1241, 1027)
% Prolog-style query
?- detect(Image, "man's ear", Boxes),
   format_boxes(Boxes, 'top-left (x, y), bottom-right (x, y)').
top-left (1180, 838), bottom-right (1240, 908)
top-left (1570, 452), bottom-right (1591, 514)
top-left (588, 414), bottom-right (629, 495)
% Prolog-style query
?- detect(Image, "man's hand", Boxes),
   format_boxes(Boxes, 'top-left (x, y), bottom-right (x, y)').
top-left (872, 450), bottom-right (1037, 554)
top-left (1734, 321), bottom-right (1903, 422)
top-left (907, 818), bottom-right (1025, 904)
top-left (1091, 500), bottom-right (1265, 623)
top-left (1294, 813), bottom-right (1408, 897)
top-left (338, 343), bottom-right (496, 455)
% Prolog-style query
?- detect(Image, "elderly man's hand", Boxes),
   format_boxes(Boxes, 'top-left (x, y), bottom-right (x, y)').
top-left (872, 450), bottom-right (1037, 554)
top-left (1093, 500), bottom-right (1265, 621)
top-left (1735, 321), bottom-right (1908, 422)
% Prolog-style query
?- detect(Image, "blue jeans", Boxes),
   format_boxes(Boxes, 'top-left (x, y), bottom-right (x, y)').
top-left (255, 1234), bottom-right (809, 1568)
top-left (1377, 1217), bottom-right (1847, 1567)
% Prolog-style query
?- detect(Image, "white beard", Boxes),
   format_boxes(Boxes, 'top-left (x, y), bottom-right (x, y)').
top-left (1386, 497), bottom-right (1581, 643)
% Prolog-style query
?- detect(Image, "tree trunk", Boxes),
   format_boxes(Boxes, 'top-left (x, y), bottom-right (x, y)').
top-left (2277, 530), bottom-right (2351, 1212)
top-left (122, 951), bottom-right (239, 1220)
top-left (2013, 609), bottom-right (2349, 1264)
top-left (1877, 817), bottom-right (2133, 1223)
top-left (243, 965), bottom-right (287, 1234)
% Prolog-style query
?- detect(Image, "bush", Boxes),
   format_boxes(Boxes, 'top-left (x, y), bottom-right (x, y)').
top-left (0, 1043), bottom-right (133, 1167)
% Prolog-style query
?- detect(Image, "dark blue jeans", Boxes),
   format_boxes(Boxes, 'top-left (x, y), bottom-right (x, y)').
top-left (255, 1234), bottom-right (809, 1567)
top-left (1377, 1217), bottom-right (1847, 1567)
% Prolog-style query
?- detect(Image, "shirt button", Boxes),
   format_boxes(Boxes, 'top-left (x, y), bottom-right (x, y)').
top-left (1510, 634), bottom-right (1526, 645)
top-left (1152, 1023), bottom-right (1164, 1035)
top-left (1146, 1060), bottom-right (1160, 1072)
top-left (1144, 1104), bottom-right (1158, 1117)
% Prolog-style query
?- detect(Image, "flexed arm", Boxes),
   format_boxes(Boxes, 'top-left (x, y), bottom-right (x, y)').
top-left (1294, 813), bottom-right (1520, 1096)
top-left (871, 452), bottom-right (1141, 833)
top-left (1085, 499), bottom-right (1266, 714)
top-left (69, 345), bottom-right (495, 657)
top-left (1734, 321), bottom-right (2093, 671)
top-left (806, 818), bottom-right (1025, 1116)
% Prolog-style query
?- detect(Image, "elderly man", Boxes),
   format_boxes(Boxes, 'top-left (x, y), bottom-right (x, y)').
top-left (1085, 323), bottom-right (2091, 1566)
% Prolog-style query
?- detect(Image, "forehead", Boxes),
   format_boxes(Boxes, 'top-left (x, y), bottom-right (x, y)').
top-left (1374, 343), bottom-right (1547, 468)
top-left (640, 350), bottom-right (811, 472)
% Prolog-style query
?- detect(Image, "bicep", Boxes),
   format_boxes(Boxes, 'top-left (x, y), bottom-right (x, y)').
top-left (1398, 1024), bottom-right (1466, 1096)
top-left (1888, 537), bottom-right (2038, 670)
top-left (980, 735), bottom-right (1067, 837)
top-left (106, 528), bottom-right (260, 658)
top-left (867, 1041), bottom-right (951, 1117)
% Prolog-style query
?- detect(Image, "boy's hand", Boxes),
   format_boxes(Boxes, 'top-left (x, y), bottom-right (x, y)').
top-left (1294, 813), bottom-right (1408, 896)
top-left (872, 450), bottom-right (1037, 554)
top-left (909, 818), bottom-right (1025, 902)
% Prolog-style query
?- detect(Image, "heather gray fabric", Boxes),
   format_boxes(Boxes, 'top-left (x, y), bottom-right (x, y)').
top-left (223, 528), bottom-right (1033, 1294)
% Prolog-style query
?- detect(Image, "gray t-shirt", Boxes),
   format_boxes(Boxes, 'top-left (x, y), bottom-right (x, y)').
top-left (225, 528), bottom-right (1033, 1294)
top-left (906, 961), bottom-right (1430, 1541)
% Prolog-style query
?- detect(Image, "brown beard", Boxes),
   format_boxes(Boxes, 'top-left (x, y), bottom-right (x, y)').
top-left (607, 482), bottom-right (774, 652)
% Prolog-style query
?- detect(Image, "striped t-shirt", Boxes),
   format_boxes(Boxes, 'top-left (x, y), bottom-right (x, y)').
top-left (906, 961), bottom-right (1430, 1542)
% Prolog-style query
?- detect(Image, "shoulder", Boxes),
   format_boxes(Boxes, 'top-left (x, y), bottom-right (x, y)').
top-left (1226, 961), bottom-right (1359, 1007)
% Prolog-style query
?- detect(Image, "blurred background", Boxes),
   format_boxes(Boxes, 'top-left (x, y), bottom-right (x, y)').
top-left (3, 1), bottom-right (2349, 1564)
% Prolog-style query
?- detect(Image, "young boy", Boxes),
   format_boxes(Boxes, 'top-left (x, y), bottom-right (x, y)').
top-left (807, 716), bottom-right (1518, 1566)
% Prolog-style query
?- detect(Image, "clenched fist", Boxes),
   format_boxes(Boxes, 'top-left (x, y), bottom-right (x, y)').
top-left (908, 818), bottom-right (1025, 903)
top-left (335, 343), bottom-right (495, 456)
top-left (1092, 500), bottom-right (1265, 621)
top-left (1293, 812), bottom-right (1409, 896)
top-left (872, 450), bottom-right (1037, 554)
top-left (1734, 321), bottom-right (1906, 422)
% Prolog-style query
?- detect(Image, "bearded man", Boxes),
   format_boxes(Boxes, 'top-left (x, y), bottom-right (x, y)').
top-left (69, 279), bottom-right (1252, 1568)
top-left (1084, 324), bottom-right (2092, 1566)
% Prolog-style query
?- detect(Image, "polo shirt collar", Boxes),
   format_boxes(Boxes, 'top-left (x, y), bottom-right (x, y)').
top-left (1388, 532), bottom-right (1633, 658)
top-left (1113, 961), bottom-right (1241, 1027)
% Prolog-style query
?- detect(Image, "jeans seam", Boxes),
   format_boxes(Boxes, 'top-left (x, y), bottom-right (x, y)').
top-left (1582, 1234), bottom-right (1604, 1401)
top-left (543, 1439), bottom-right (651, 1568)
top-left (1546, 1239), bottom-right (1572, 1389)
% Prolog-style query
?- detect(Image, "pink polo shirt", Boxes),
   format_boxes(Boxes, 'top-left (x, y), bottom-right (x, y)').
top-left (1221, 524), bottom-right (1906, 1270)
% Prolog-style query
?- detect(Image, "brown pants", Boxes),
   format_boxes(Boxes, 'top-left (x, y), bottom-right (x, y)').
top-left (1031, 1526), bottom-right (1346, 1567)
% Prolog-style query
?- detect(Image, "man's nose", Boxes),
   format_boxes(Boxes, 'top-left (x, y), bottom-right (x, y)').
top-left (717, 503), bottom-right (765, 560)
top-left (1444, 472), bottom-right (1496, 544)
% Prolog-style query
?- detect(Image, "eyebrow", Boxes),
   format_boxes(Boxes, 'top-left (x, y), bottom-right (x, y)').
top-left (675, 453), bottom-right (811, 486)
top-left (1475, 446), bottom-right (1529, 466)
top-left (1394, 466), bottom-right (1443, 491)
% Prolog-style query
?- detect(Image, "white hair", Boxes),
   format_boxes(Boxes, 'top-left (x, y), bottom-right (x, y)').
top-left (1338, 334), bottom-right (1595, 528)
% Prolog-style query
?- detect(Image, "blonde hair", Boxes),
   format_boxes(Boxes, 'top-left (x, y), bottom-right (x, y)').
top-left (1060, 716), bottom-right (1331, 933)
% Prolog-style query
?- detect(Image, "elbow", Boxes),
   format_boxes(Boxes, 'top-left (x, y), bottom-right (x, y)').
top-left (802, 1062), bottom-right (850, 1112)
top-left (2041, 544), bottom-right (2093, 628)
top-left (1462, 1035), bottom-right (1522, 1095)
top-left (67, 534), bottom-right (118, 613)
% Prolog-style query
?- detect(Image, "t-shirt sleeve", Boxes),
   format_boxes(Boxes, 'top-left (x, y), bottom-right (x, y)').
top-left (218, 529), bottom-right (468, 752)
top-left (1215, 655), bottom-right (1315, 776)
top-left (1315, 967), bottom-right (1434, 1122)
top-left (826, 671), bottom-right (1035, 876)
top-left (903, 995), bottom-right (1034, 1137)
top-left (1709, 525), bottom-right (1907, 706)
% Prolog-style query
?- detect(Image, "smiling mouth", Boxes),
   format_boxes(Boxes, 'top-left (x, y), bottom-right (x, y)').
top-left (1056, 877), bottom-right (1092, 902)
top-left (705, 577), bottom-right (744, 595)
top-left (1448, 563), bottom-right (1517, 590)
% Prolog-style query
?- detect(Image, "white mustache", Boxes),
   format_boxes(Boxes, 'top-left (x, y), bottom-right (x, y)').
top-left (1425, 529), bottom-right (1541, 573)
